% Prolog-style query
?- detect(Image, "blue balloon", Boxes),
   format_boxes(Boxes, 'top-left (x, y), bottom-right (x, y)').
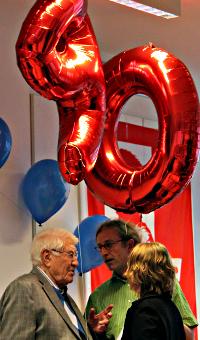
top-left (74, 215), bottom-right (109, 273)
top-left (21, 159), bottom-right (70, 224)
top-left (0, 117), bottom-right (12, 167)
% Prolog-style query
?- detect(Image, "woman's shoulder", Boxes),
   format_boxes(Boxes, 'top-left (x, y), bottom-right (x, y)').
top-left (131, 293), bottom-right (172, 310)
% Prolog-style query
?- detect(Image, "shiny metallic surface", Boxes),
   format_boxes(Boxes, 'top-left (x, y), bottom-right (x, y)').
top-left (85, 44), bottom-right (200, 213)
top-left (16, 0), bottom-right (106, 184)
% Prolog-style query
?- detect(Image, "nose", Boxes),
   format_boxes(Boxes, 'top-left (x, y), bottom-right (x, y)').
top-left (72, 257), bottom-right (78, 267)
top-left (100, 246), bottom-right (110, 257)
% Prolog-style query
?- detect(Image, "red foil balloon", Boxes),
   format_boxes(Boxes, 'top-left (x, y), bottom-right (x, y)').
top-left (16, 0), bottom-right (105, 184)
top-left (85, 44), bottom-right (200, 214)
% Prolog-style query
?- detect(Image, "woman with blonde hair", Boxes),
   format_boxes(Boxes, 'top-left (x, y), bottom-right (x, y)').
top-left (121, 242), bottom-right (186, 340)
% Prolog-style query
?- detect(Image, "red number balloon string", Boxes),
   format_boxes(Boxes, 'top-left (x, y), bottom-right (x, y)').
top-left (85, 44), bottom-right (200, 213)
top-left (16, 0), bottom-right (106, 184)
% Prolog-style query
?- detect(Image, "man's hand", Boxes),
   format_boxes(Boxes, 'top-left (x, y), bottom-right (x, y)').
top-left (88, 304), bottom-right (113, 333)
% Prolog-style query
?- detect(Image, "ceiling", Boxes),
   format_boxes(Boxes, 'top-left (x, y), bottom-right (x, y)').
top-left (87, 0), bottom-right (200, 120)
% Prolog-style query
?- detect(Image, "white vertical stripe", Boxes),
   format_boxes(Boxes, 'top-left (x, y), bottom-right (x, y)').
top-left (77, 182), bottom-right (91, 310)
top-left (104, 205), bottom-right (118, 219)
top-left (81, 271), bottom-right (91, 307)
top-left (141, 211), bottom-right (155, 240)
top-left (77, 181), bottom-right (89, 221)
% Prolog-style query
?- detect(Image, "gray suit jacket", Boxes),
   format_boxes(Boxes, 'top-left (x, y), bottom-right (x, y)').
top-left (0, 267), bottom-right (93, 340)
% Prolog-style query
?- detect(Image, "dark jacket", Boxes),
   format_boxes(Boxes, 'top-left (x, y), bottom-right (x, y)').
top-left (121, 292), bottom-right (186, 340)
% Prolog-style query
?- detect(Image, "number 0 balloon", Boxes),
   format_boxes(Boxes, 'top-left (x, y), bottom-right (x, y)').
top-left (85, 45), bottom-right (200, 214)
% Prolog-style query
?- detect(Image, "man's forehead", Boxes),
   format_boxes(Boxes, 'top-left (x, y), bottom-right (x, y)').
top-left (97, 228), bottom-right (120, 241)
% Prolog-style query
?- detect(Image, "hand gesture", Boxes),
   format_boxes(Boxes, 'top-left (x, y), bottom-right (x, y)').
top-left (88, 304), bottom-right (113, 333)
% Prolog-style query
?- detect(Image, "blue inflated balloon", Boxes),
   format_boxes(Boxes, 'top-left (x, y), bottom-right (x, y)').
top-left (21, 159), bottom-right (70, 224)
top-left (74, 215), bottom-right (110, 273)
top-left (0, 117), bottom-right (12, 167)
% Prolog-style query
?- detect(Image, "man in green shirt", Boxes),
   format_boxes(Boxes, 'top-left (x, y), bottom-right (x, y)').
top-left (86, 219), bottom-right (198, 340)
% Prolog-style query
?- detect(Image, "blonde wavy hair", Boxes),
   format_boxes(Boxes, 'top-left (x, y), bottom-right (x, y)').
top-left (125, 242), bottom-right (175, 296)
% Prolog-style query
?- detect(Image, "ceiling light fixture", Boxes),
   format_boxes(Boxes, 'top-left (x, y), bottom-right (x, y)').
top-left (108, 0), bottom-right (180, 19)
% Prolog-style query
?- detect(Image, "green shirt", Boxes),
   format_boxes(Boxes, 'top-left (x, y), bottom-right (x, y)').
top-left (86, 273), bottom-right (198, 340)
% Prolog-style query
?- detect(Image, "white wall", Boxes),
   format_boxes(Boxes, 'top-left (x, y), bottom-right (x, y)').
top-left (0, 0), bottom-right (34, 296)
top-left (0, 0), bottom-right (81, 302)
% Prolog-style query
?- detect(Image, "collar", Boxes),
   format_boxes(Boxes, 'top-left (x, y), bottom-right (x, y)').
top-left (37, 266), bottom-right (63, 291)
top-left (141, 291), bottom-right (172, 299)
top-left (111, 271), bottom-right (128, 283)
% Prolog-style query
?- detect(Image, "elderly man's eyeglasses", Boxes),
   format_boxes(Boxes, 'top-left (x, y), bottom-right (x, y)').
top-left (95, 240), bottom-right (123, 252)
top-left (51, 249), bottom-right (78, 259)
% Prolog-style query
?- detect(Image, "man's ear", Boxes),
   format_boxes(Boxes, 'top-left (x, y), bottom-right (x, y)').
top-left (127, 239), bottom-right (135, 252)
top-left (40, 249), bottom-right (51, 267)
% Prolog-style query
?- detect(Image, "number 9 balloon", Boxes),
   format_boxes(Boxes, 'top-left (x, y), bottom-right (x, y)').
top-left (16, 0), bottom-right (106, 184)
top-left (85, 44), bottom-right (200, 214)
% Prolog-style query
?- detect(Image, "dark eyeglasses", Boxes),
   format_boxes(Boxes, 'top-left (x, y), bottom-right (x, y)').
top-left (51, 249), bottom-right (78, 259)
top-left (95, 239), bottom-right (123, 252)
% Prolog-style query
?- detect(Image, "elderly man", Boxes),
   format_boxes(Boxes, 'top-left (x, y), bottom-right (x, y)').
top-left (0, 227), bottom-right (112, 340)
top-left (86, 219), bottom-right (198, 340)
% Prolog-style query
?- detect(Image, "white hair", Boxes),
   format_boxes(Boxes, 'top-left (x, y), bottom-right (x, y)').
top-left (31, 227), bottom-right (78, 266)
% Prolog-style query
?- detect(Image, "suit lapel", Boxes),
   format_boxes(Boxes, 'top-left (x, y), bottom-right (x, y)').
top-left (31, 267), bottom-right (87, 339)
